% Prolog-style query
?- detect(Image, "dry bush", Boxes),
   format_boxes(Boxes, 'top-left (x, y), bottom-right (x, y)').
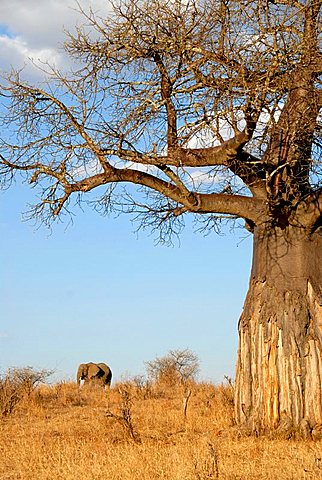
top-left (145, 349), bottom-right (200, 387)
top-left (0, 378), bottom-right (20, 416)
top-left (106, 384), bottom-right (141, 443)
top-left (0, 367), bottom-right (53, 416)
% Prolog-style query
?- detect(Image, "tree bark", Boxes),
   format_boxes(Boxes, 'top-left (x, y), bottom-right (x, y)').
top-left (235, 223), bottom-right (322, 436)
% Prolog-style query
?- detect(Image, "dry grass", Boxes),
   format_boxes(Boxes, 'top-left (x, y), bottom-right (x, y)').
top-left (0, 380), bottom-right (321, 479)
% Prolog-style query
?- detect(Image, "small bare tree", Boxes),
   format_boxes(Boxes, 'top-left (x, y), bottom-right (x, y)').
top-left (0, 367), bottom-right (53, 416)
top-left (145, 348), bottom-right (200, 386)
top-left (106, 385), bottom-right (141, 443)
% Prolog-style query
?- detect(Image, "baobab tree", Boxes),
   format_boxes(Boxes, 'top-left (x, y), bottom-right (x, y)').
top-left (0, 0), bottom-right (322, 435)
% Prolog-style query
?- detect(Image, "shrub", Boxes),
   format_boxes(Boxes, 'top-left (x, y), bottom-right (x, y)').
top-left (145, 348), bottom-right (200, 387)
top-left (0, 366), bottom-right (54, 416)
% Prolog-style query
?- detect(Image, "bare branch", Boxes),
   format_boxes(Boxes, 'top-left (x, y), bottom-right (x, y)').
top-left (1, 0), bottom-right (321, 238)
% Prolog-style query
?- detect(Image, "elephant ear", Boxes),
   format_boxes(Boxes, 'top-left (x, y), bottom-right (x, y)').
top-left (78, 363), bottom-right (88, 375)
top-left (88, 363), bottom-right (101, 378)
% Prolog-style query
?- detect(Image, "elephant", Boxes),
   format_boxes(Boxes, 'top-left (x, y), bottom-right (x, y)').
top-left (77, 362), bottom-right (112, 388)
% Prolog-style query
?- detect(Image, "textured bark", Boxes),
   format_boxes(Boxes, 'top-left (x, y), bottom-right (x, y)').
top-left (235, 225), bottom-right (322, 435)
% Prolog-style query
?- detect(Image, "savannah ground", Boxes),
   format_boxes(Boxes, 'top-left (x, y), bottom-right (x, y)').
top-left (1, 379), bottom-right (322, 479)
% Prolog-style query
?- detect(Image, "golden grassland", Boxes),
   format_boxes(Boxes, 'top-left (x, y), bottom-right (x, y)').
top-left (1, 380), bottom-right (322, 479)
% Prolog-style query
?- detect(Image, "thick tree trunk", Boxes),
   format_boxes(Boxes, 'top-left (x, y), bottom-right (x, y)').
top-left (235, 223), bottom-right (322, 436)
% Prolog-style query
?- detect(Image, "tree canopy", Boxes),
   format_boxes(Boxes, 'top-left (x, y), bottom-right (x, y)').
top-left (1, 0), bottom-right (321, 243)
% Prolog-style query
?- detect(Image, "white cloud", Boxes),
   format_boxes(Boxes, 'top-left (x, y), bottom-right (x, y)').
top-left (0, 0), bottom-right (111, 78)
top-left (0, 34), bottom-right (63, 78)
top-left (0, 0), bottom-right (74, 49)
top-left (0, 0), bottom-right (109, 47)
top-left (71, 158), bottom-right (103, 179)
top-left (186, 107), bottom-right (282, 154)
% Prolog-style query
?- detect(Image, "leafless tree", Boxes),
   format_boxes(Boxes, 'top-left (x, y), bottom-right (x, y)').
top-left (145, 348), bottom-right (200, 384)
top-left (0, 367), bottom-right (53, 415)
top-left (1, 0), bottom-right (322, 435)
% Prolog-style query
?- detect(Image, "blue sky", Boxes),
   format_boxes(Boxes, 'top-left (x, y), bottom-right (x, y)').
top-left (0, 0), bottom-right (253, 384)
